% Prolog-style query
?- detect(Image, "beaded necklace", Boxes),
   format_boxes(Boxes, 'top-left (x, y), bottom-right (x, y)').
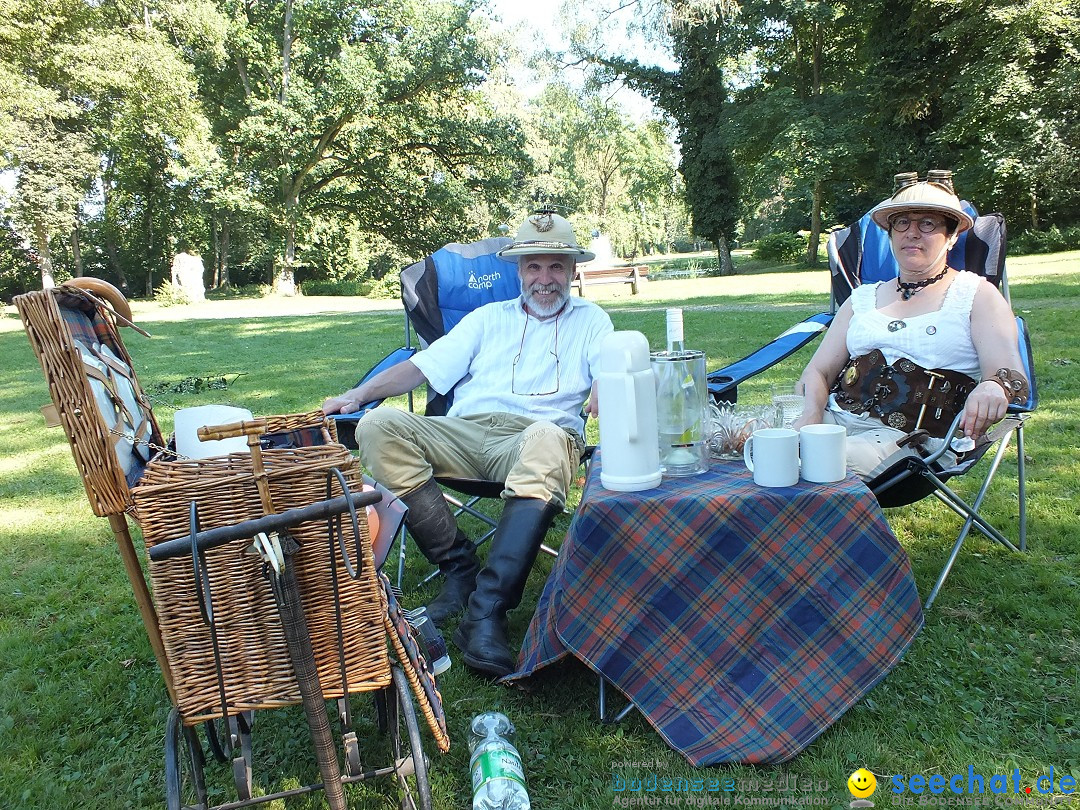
top-left (896, 266), bottom-right (950, 300)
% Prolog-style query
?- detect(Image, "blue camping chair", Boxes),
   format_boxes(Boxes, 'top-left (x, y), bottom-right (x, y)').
top-left (705, 201), bottom-right (1003, 404)
top-left (829, 205), bottom-right (1036, 610)
top-left (331, 237), bottom-right (562, 587)
top-left (705, 203), bottom-right (1036, 611)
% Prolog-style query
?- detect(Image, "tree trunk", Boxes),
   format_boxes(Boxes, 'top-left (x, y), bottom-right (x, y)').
top-left (1030, 185), bottom-right (1038, 230)
top-left (220, 219), bottom-right (231, 288)
top-left (101, 173), bottom-right (130, 291)
top-left (274, 0), bottom-right (297, 296)
top-left (34, 219), bottom-right (55, 289)
top-left (103, 230), bottom-right (129, 291)
top-left (70, 225), bottom-right (84, 277)
top-left (805, 179), bottom-right (823, 266)
top-left (276, 210), bottom-right (297, 295)
top-left (143, 175), bottom-right (156, 297)
top-left (210, 219), bottom-right (220, 287)
top-left (715, 236), bottom-right (735, 276)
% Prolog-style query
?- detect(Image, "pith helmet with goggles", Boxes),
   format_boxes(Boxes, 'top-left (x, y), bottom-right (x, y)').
top-left (869, 171), bottom-right (974, 235)
top-left (497, 209), bottom-right (596, 263)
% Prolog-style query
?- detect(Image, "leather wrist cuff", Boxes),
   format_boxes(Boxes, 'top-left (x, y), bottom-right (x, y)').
top-left (987, 368), bottom-right (1029, 406)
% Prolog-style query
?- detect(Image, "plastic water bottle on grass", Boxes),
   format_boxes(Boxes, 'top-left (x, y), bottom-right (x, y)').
top-left (468, 712), bottom-right (531, 810)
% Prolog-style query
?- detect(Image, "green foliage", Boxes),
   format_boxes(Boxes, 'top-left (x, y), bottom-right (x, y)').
top-left (4, 0), bottom-right (1079, 302)
top-left (299, 279), bottom-right (368, 297)
top-left (520, 85), bottom-right (682, 259)
top-left (0, 219), bottom-right (37, 302)
top-left (152, 280), bottom-right (192, 307)
top-left (580, 7), bottom-right (740, 272)
top-left (299, 274), bottom-right (400, 299)
top-left (205, 282), bottom-right (273, 300)
top-left (751, 232), bottom-right (806, 264)
top-left (216, 0), bottom-right (529, 291)
top-left (367, 272), bottom-right (402, 300)
top-left (1009, 226), bottom-right (1080, 255)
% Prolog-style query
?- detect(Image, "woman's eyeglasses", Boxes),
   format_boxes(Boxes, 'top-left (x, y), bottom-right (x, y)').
top-left (511, 313), bottom-right (560, 397)
top-left (889, 215), bottom-right (946, 234)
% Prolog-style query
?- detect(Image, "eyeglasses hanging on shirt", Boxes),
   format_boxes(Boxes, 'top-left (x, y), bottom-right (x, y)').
top-left (511, 310), bottom-right (561, 397)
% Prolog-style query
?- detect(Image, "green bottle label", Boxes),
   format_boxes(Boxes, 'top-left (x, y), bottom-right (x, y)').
top-left (471, 747), bottom-right (526, 792)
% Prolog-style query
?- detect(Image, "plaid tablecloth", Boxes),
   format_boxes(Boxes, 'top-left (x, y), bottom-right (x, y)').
top-left (505, 451), bottom-right (923, 765)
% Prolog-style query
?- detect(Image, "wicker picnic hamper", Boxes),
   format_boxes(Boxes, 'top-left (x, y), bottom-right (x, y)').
top-left (15, 282), bottom-right (450, 755)
top-left (133, 432), bottom-right (392, 723)
top-left (16, 282), bottom-right (164, 518)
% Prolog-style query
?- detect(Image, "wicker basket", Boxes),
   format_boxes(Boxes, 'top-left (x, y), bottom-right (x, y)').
top-left (16, 284), bottom-right (449, 752)
top-left (15, 284), bottom-right (164, 517)
top-left (133, 424), bottom-right (390, 723)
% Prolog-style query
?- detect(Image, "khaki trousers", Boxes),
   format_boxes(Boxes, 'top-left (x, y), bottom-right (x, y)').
top-left (354, 409), bottom-right (583, 507)
top-left (824, 407), bottom-right (955, 479)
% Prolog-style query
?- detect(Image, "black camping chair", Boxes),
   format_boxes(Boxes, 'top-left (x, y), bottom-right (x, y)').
top-left (330, 238), bottom-right (564, 587)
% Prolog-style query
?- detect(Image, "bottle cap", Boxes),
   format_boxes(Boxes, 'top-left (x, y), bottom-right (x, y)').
top-left (666, 308), bottom-right (684, 343)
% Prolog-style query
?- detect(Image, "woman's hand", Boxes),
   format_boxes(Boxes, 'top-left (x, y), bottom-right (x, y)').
top-left (959, 380), bottom-right (1008, 439)
top-left (790, 411), bottom-right (823, 432)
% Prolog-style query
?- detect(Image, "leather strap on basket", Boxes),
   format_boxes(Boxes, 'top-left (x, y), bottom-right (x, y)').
top-left (832, 349), bottom-right (977, 437)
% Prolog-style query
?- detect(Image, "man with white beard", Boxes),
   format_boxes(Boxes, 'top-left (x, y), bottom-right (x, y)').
top-left (323, 211), bottom-right (613, 677)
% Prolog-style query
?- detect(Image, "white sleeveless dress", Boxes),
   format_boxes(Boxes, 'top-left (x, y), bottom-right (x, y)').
top-left (824, 271), bottom-right (983, 477)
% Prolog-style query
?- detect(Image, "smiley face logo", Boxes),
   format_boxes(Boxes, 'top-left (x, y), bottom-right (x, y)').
top-left (848, 768), bottom-right (877, 799)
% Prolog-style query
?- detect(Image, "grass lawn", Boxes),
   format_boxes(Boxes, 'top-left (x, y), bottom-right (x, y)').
top-left (1, 252), bottom-right (1079, 809)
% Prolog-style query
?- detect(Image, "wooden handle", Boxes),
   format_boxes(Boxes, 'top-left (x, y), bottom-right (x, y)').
top-left (197, 418), bottom-right (269, 441)
top-left (61, 278), bottom-right (135, 325)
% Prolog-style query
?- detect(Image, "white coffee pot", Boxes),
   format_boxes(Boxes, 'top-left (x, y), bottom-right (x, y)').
top-left (596, 331), bottom-right (662, 492)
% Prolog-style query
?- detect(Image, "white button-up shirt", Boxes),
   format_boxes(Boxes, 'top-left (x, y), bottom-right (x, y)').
top-left (410, 296), bottom-right (614, 437)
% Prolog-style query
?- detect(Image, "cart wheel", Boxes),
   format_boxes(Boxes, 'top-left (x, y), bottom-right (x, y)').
top-left (165, 707), bottom-right (208, 810)
top-left (343, 730), bottom-right (362, 777)
top-left (387, 665), bottom-right (432, 810)
top-left (229, 713), bottom-right (254, 802)
top-left (202, 718), bottom-right (227, 764)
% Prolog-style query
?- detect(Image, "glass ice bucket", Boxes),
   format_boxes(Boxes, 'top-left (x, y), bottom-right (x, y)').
top-left (651, 349), bottom-right (709, 477)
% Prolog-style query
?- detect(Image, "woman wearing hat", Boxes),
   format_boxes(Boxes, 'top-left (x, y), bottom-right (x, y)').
top-left (792, 173), bottom-right (1029, 478)
top-left (323, 211), bottom-right (613, 677)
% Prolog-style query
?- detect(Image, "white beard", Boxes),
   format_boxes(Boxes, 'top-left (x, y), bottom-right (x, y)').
top-left (521, 283), bottom-right (570, 318)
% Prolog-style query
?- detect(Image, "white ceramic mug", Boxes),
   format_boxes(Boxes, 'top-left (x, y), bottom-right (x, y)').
top-left (799, 424), bottom-right (848, 483)
top-left (743, 427), bottom-right (800, 487)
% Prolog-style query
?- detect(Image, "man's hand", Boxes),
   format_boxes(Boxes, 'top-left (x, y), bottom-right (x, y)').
top-left (958, 381), bottom-right (1008, 439)
top-left (585, 380), bottom-right (600, 418)
top-left (320, 361), bottom-right (426, 417)
top-left (322, 394), bottom-right (363, 415)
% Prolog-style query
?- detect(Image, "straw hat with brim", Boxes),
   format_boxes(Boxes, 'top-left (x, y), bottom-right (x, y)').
top-left (869, 182), bottom-right (974, 234)
top-left (497, 212), bottom-right (596, 263)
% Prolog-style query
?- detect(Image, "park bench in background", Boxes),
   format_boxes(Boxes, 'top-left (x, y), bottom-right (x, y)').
top-left (573, 263), bottom-right (648, 295)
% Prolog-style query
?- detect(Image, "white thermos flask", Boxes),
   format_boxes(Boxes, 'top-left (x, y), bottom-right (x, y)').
top-left (596, 331), bottom-right (662, 492)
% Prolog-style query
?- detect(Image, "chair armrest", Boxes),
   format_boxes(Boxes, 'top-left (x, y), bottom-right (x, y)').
top-left (706, 312), bottom-right (833, 403)
top-left (329, 346), bottom-right (418, 449)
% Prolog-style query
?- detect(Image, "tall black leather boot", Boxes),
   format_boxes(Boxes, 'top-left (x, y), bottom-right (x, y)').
top-left (452, 497), bottom-right (562, 678)
top-left (400, 479), bottom-right (480, 627)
